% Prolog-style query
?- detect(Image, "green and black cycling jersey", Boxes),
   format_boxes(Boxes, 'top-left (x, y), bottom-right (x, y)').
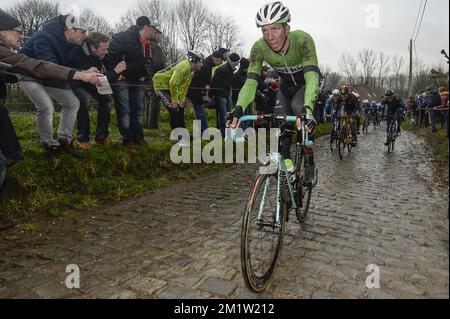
top-left (236, 30), bottom-right (321, 116)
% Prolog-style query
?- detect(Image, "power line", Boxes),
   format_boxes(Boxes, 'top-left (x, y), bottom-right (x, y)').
top-left (411, 0), bottom-right (424, 39)
top-left (414, 0), bottom-right (428, 41)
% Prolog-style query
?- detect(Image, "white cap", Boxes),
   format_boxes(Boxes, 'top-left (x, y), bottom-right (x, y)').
top-left (65, 14), bottom-right (92, 31)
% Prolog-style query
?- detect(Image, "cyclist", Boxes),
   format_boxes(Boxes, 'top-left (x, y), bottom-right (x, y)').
top-left (324, 89), bottom-right (340, 120)
top-left (229, 1), bottom-right (322, 186)
top-left (361, 99), bottom-right (372, 125)
top-left (382, 89), bottom-right (404, 146)
top-left (335, 85), bottom-right (359, 146)
top-left (153, 50), bottom-right (205, 141)
top-left (371, 100), bottom-right (379, 124)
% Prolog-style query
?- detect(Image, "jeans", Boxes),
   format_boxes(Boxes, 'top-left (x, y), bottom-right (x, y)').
top-left (112, 80), bottom-right (145, 144)
top-left (19, 77), bottom-right (80, 146)
top-left (428, 110), bottom-right (438, 132)
top-left (72, 86), bottom-right (112, 143)
top-left (192, 102), bottom-right (208, 133)
top-left (214, 96), bottom-right (232, 136)
top-left (0, 105), bottom-right (22, 160)
top-left (145, 87), bottom-right (162, 129)
top-left (0, 150), bottom-right (6, 192)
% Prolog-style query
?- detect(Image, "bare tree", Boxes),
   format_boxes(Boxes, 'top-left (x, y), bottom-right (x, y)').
top-left (205, 13), bottom-right (241, 53)
top-left (391, 55), bottom-right (406, 94)
top-left (376, 51), bottom-right (391, 88)
top-left (82, 9), bottom-right (113, 36)
top-left (358, 49), bottom-right (378, 87)
top-left (7, 0), bottom-right (59, 39)
top-left (176, 0), bottom-right (210, 51)
top-left (338, 53), bottom-right (360, 85)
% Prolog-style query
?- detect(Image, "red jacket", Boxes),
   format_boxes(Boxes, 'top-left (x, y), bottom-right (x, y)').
top-left (440, 91), bottom-right (449, 108)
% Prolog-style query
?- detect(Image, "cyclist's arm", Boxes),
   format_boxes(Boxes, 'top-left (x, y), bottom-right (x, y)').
top-left (301, 33), bottom-right (320, 117)
top-left (235, 43), bottom-right (264, 111)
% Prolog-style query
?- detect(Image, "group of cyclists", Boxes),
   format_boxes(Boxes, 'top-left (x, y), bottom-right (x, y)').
top-left (324, 86), bottom-right (405, 147)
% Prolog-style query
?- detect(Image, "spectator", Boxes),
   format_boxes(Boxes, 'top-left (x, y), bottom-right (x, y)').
top-left (210, 53), bottom-right (241, 136)
top-left (266, 78), bottom-right (279, 115)
top-left (19, 14), bottom-right (96, 160)
top-left (0, 10), bottom-right (100, 229)
top-left (153, 50), bottom-right (205, 144)
top-left (425, 86), bottom-right (442, 133)
top-left (145, 23), bottom-right (166, 130)
top-left (254, 65), bottom-right (270, 128)
top-left (187, 50), bottom-right (223, 133)
top-left (69, 32), bottom-right (126, 150)
top-left (107, 16), bottom-right (158, 148)
top-left (232, 58), bottom-right (252, 130)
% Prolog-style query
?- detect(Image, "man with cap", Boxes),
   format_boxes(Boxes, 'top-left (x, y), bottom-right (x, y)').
top-left (0, 10), bottom-right (101, 230)
top-left (107, 16), bottom-right (158, 149)
top-left (18, 13), bottom-right (97, 160)
top-left (145, 21), bottom-right (166, 130)
top-left (186, 50), bottom-right (224, 134)
top-left (211, 52), bottom-right (241, 136)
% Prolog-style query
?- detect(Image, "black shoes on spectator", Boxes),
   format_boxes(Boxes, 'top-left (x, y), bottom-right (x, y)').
top-left (44, 139), bottom-right (82, 161)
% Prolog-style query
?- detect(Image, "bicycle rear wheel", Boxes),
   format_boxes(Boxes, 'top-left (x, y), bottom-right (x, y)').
top-left (241, 172), bottom-right (287, 292)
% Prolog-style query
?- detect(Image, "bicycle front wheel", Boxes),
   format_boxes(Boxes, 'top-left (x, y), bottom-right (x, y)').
top-left (241, 173), bottom-right (287, 292)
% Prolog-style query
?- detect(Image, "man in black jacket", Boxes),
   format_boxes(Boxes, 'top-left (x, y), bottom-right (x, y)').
top-left (107, 16), bottom-right (158, 148)
top-left (70, 32), bottom-right (127, 149)
top-left (145, 25), bottom-right (166, 129)
top-left (187, 51), bottom-right (223, 134)
top-left (211, 53), bottom-right (240, 136)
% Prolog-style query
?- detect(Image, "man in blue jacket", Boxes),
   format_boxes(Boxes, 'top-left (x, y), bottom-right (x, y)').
top-left (19, 14), bottom-right (93, 159)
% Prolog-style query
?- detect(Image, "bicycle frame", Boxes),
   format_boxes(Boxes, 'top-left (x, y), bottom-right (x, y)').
top-left (237, 115), bottom-right (313, 225)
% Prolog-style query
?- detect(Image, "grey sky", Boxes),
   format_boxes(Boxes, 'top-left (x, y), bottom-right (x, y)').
top-left (1, 0), bottom-right (448, 72)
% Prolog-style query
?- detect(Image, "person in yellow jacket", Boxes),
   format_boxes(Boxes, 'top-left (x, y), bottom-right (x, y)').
top-left (153, 50), bottom-right (205, 130)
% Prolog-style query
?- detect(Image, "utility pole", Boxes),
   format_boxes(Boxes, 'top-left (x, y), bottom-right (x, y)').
top-left (408, 39), bottom-right (413, 97)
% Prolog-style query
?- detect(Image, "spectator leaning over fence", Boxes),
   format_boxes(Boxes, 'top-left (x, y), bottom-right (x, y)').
top-left (425, 86), bottom-right (443, 133)
top-left (69, 32), bottom-right (127, 150)
top-left (212, 48), bottom-right (231, 77)
top-left (145, 23), bottom-right (166, 130)
top-left (187, 50), bottom-right (223, 133)
top-left (211, 53), bottom-right (241, 136)
top-left (0, 10), bottom-right (101, 230)
top-left (18, 14), bottom-right (101, 160)
top-left (153, 50), bottom-right (205, 146)
top-left (107, 16), bottom-right (158, 149)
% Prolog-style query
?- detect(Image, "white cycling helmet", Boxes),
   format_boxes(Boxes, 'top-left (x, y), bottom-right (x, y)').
top-left (256, 2), bottom-right (291, 28)
top-left (332, 89), bottom-right (340, 96)
top-left (362, 99), bottom-right (369, 104)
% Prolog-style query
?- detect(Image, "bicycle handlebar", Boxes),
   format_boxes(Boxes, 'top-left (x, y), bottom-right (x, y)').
top-left (232, 114), bottom-right (313, 147)
top-left (238, 114), bottom-right (297, 125)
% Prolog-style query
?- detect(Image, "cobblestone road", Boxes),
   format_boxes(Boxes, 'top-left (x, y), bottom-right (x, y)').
top-left (0, 125), bottom-right (448, 299)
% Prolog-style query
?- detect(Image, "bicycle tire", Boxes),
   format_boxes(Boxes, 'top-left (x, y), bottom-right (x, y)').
top-left (293, 151), bottom-right (312, 223)
top-left (241, 172), bottom-right (287, 293)
top-left (338, 128), bottom-right (344, 160)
